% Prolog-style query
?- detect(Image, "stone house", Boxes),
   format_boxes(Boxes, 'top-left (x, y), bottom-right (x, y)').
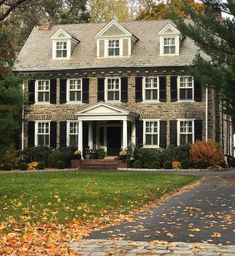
top-left (14, 19), bottom-right (234, 157)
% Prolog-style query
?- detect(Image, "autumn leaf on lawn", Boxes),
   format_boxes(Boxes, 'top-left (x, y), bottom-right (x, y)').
top-left (211, 232), bottom-right (221, 238)
top-left (190, 228), bottom-right (200, 232)
top-left (166, 232), bottom-right (175, 238)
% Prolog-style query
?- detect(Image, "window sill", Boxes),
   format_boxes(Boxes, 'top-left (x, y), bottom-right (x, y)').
top-left (177, 100), bottom-right (195, 103)
top-left (143, 100), bottom-right (160, 103)
top-left (143, 145), bottom-right (160, 148)
top-left (34, 102), bottom-right (51, 105)
top-left (66, 101), bottom-right (84, 104)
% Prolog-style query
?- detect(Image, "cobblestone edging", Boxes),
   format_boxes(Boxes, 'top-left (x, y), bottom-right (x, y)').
top-left (70, 239), bottom-right (235, 256)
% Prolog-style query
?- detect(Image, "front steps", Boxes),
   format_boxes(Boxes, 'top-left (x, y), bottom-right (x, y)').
top-left (81, 159), bottom-right (120, 169)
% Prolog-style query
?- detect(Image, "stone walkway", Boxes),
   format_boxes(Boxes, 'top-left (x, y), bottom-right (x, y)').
top-left (70, 239), bottom-right (235, 255)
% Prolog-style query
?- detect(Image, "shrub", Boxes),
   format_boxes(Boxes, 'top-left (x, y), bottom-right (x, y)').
top-left (48, 151), bottom-right (65, 168)
top-left (0, 148), bottom-right (19, 169)
top-left (97, 148), bottom-right (106, 159)
top-left (190, 140), bottom-right (226, 168)
top-left (163, 161), bottom-right (172, 169)
top-left (19, 162), bottom-right (28, 171)
top-left (59, 146), bottom-right (78, 167)
top-left (134, 148), bottom-right (161, 168)
top-left (151, 161), bottom-right (161, 169)
top-left (37, 162), bottom-right (45, 170)
top-left (194, 160), bottom-right (207, 169)
top-left (2, 163), bottom-right (12, 171)
top-left (181, 159), bottom-right (191, 169)
top-left (227, 156), bottom-right (235, 167)
top-left (133, 160), bottom-right (142, 168)
top-left (57, 160), bottom-right (65, 169)
top-left (172, 161), bottom-right (181, 169)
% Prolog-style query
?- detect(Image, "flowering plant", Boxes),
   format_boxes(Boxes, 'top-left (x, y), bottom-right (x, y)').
top-left (27, 161), bottom-right (38, 170)
top-left (74, 149), bottom-right (81, 159)
top-left (118, 148), bottom-right (127, 160)
top-left (172, 161), bottom-right (181, 169)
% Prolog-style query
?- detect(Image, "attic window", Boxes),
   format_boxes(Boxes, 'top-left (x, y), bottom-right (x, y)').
top-left (56, 41), bottom-right (68, 58)
top-left (163, 37), bottom-right (176, 55)
top-left (108, 40), bottom-right (120, 56)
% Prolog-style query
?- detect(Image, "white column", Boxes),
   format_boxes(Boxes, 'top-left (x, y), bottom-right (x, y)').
top-left (122, 120), bottom-right (128, 149)
top-left (88, 122), bottom-right (93, 149)
top-left (78, 120), bottom-right (83, 159)
top-left (205, 87), bottom-right (208, 141)
top-left (131, 122), bottom-right (136, 146)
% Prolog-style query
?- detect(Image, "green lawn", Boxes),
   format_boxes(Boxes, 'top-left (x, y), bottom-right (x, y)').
top-left (0, 171), bottom-right (199, 225)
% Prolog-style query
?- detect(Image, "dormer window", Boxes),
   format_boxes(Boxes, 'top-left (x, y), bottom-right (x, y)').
top-left (108, 40), bottom-right (120, 56)
top-left (163, 37), bottom-right (176, 55)
top-left (158, 23), bottom-right (183, 56)
top-left (51, 28), bottom-right (79, 60)
top-left (56, 41), bottom-right (67, 58)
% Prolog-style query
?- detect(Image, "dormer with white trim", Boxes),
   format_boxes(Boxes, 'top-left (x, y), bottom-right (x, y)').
top-left (51, 28), bottom-right (79, 60)
top-left (158, 23), bottom-right (183, 56)
top-left (95, 19), bottom-right (138, 58)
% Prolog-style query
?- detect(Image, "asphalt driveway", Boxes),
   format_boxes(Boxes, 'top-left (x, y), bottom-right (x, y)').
top-left (88, 169), bottom-right (235, 245)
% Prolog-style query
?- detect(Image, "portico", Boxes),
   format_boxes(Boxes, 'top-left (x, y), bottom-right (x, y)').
top-left (76, 102), bottom-right (139, 158)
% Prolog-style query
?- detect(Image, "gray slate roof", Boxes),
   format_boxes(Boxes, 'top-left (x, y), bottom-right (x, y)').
top-left (14, 19), bottom-right (205, 72)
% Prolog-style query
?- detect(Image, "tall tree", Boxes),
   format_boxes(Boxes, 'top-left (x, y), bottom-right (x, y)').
top-left (89, 0), bottom-right (132, 22)
top-left (136, 0), bottom-right (204, 20)
top-left (173, 0), bottom-right (235, 127)
top-left (0, 24), bottom-right (23, 152)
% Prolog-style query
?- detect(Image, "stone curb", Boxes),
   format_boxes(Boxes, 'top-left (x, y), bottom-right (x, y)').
top-left (70, 239), bottom-right (235, 256)
top-left (117, 168), bottom-right (228, 172)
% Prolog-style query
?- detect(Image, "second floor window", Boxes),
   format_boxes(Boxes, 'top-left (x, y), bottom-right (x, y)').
top-left (37, 122), bottom-right (50, 146)
top-left (179, 76), bottom-right (194, 100)
top-left (56, 41), bottom-right (67, 58)
top-left (68, 122), bottom-right (78, 146)
top-left (179, 120), bottom-right (194, 145)
top-left (36, 80), bottom-right (50, 103)
top-left (106, 78), bottom-right (120, 101)
top-left (68, 79), bottom-right (82, 102)
top-left (163, 37), bottom-right (176, 55)
top-left (144, 77), bottom-right (159, 101)
top-left (108, 40), bottom-right (120, 56)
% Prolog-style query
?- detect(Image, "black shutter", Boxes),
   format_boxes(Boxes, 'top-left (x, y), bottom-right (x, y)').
top-left (170, 76), bottom-right (178, 102)
top-left (60, 79), bottom-right (67, 104)
top-left (60, 121), bottom-right (67, 148)
top-left (82, 78), bottom-right (89, 103)
top-left (50, 79), bottom-right (57, 104)
top-left (50, 121), bottom-right (57, 148)
top-left (121, 77), bottom-right (128, 102)
top-left (28, 121), bottom-right (35, 147)
top-left (136, 120), bottom-right (143, 145)
top-left (194, 120), bottom-right (202, 141)
top-left (194, 80), bottom-right (202, 102)
top-left (135, 77), bottom-right (143, 102)
top-left (97, 78), bottom-right (104, 102)
top-left (170, 120), bottom-right (177, 146)
top-left (160, 120), bottom-right (167, 148)
top-left (28, 80), bottom-right (35, 104)
top-left (159, 76), bottom-right (167, 102)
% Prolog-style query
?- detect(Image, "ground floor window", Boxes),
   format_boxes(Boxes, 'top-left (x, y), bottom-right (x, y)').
top-left (68, 121), bottom-right (79, 146)
top-left (37, 122), bottom-right (50, 146)
top-left (143, 120), bottom-right (159, 147)
top-left (178, 120), bottom-right (194, 145)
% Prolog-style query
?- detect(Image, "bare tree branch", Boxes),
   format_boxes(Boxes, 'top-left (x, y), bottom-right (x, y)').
top-left (0, 0), bottom-right (29, 21)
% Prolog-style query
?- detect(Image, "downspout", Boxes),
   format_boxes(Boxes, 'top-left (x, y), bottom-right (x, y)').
top-left (205, 87), bottom-right (208, 141)
top-left (21, 81), bottom-right (25, 151)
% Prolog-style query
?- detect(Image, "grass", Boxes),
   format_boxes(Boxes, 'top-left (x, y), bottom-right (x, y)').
top-left (0, 171), bottom-right (199, 225)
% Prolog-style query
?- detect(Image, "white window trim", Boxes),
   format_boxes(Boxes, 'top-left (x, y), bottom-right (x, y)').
top-left (35, 121), bottom-right (51, 146)
top-left (105, 38), bottom-right (123, 57)
top-left (105, 77), bottom-right (121, 103)
top-left (35, 79), bottom-right (50, 104)
top-left (66, 78), bottom-right (83, 104)
top-left (177, 119), bottom-right (195, 146)
top-left (66, 121), bottom-right (79, 147)
top-left (143, 119), bottom-right (160, 148)
top-left (160, 35), bottom-right (180, 56)
top-left (52, 39), bottom-right (71, 60)
top-left (143, 76), bottom-right (160, 102)
top-left (177, 76), bottom-right (195, 102)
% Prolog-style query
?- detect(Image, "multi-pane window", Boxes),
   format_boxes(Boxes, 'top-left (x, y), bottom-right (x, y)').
top-left (56, 41), bottom-right (67, 58)
top-left (107, 78), bottom-right (120, 101)
top-left (144, 121), bottom-right (159, 146)
top-left (179, 120), bottom-right (194, 145)
top-left (163, 37), bottom-right (176, 54)
top-left (68, 79), bottom-right (82, 102)
top-left (108, 40), bottom-right (120, 56)
top-left (37, 80), bottom-right (50, 103)
top-left (144, 77), bottom-right (158, 100)
top-left (37, 122), bottom-right (50, 146)
top-left (179, 76), bottom-right (194, 100)
top-left (68, 122), bottom-right (78, 146)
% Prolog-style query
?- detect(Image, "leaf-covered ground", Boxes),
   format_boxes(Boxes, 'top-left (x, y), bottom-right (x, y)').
top-left (0, 171), bottom-right (199, 255)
